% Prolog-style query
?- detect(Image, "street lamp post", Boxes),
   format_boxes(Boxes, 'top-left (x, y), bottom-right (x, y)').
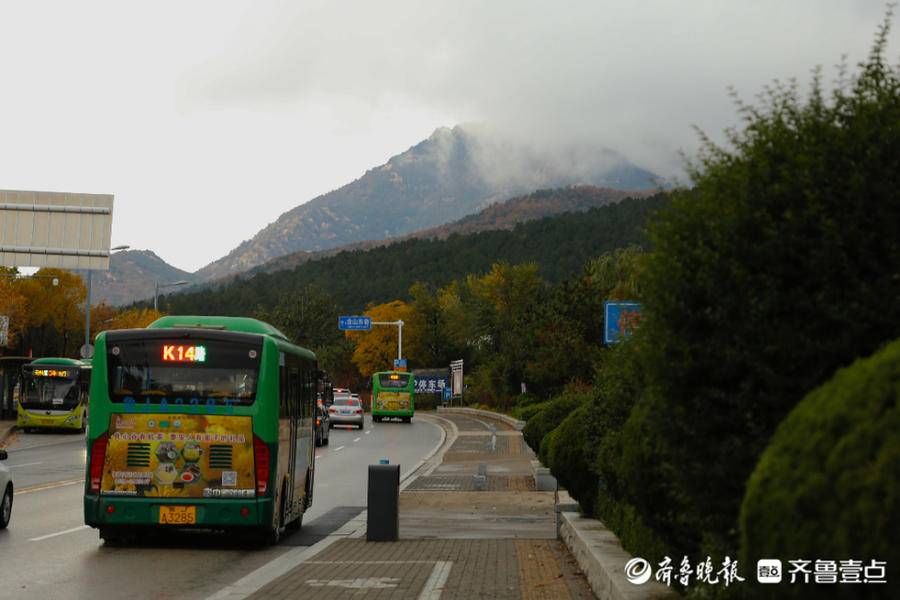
top-left (154, 280), bottom-right (189, 311)
top-left (83, 245), bottom-right (130, 358)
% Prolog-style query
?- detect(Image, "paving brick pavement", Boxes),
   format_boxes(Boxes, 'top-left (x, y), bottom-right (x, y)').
top-left (241, 412), bottom-right (596, 599)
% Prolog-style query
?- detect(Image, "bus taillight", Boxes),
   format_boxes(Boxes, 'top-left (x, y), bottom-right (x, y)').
top-left (253, 435), bottom-right (269, 495)
top-left (89, 433), bottom-right (109, 493)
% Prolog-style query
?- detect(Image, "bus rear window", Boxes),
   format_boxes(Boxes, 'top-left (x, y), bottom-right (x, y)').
top-left (106, 338), bottom-right (263, 405)
top-left (378, 373), bottom-right (410, 388)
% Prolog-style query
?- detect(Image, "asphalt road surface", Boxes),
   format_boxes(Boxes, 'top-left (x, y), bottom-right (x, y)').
top-left (0, 415), bottom-right (442, 600)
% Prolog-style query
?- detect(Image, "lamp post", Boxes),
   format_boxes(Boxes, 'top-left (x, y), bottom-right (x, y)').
top-left (154, 280), bottom-right (189, 311)
top-left (82, 245), bottom-right (130, 358)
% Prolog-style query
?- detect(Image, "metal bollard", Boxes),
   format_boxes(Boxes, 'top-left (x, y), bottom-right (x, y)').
top-left (367, 463), bottom-right (400, 541)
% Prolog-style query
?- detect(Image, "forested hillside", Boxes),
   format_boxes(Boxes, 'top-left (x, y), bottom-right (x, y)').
top-left (251, 185), bottom-right (653, 276)
top-left (166, 193), bottom-right (668, 315)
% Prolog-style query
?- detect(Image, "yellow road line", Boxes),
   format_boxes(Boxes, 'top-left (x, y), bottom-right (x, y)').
top-left (18, 479), bottom-right (84, 495)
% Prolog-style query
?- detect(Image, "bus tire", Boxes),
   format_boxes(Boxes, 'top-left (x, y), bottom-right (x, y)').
top-left (404, 417), bottom-right (412, 424)
top-left (323, 431), bottom-right (329, 445)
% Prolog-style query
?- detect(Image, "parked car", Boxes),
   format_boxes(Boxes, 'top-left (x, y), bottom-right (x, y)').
top-left (0, 449), bottom-right (12, 529)
top-left (328, 397), bottom-right (364, 430)
top-left (314, 404), bottom-right (330, 446)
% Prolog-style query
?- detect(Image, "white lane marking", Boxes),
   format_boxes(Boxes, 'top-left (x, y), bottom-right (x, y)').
top-left (206, 510), bottom-right (366, 600)
top-left (353, 437), bottom-right (361, 443)
top-left (18, 479), bottom-right (84, 495)
top-left (307, 577), bottom-right (399, 589)
top-left (8, 461), bottom-right (43, 469)
top-left (29, 525), bottom-right (90, 542)
top-left (365, 430), bottom-right (371, 435)
top-left (315, 455), bottom-right (322, 460)
top-left (419, 561), bottom-right (453, 599)
top-left (333, 446), bottom-right (345, 452)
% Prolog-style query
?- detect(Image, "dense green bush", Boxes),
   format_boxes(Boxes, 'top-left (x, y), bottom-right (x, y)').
top-left (522, 387), bottom-right (592, 453)
top-left (542, 402), bottom-right (598, 514)
top-left (616, 20), bottom-right (900, 558)
top-left (739, 338), bottom-right (900, 599)
top-left (512, 398), bottom-right (551, 422)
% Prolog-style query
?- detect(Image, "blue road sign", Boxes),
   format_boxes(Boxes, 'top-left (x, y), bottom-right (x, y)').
top-left (604, 301), bottom-right (642, 344)
top-left (393, 358), bottom-right (407, 369)
top-left (338, 315), bottom-right (372, 331)
top-left (442, 386), bottom-right (452, 401)
top-left (415, 375), bottom-right (448, 394)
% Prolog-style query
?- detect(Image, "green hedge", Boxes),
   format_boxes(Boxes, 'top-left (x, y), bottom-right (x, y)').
top-left (542, 402), bottom-right (598, 514)
top-left (739, 338), bottom-right (900, 599)
top-left (522, 388), bottom-right (592, 453)
top-left (512, 399), bottom-right (551, 422)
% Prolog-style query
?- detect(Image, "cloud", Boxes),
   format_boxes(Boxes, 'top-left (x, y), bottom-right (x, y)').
top-left (184, 0), bottom-right (896, 178)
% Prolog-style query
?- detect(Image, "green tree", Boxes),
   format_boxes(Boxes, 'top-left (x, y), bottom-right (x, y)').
top-left (620, 15), bottom-right (900, 559)
top-left (262, 284), bottom-right (341, 350)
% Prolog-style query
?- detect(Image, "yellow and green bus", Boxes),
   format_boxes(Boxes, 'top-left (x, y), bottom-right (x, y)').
top-left (371, 371), bottom-right (414, 423)
top-left (18, 357), bottom-right (91, 432)
top-left (83, 316), bottom-right (318, 545)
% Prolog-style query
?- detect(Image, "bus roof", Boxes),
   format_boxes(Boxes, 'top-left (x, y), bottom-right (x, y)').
top-left (148, 316), bottom-right (290, 341)
top-left (27, 357), bottom-right (86, 367)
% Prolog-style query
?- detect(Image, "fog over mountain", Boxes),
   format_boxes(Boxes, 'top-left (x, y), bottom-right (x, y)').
top-left (194, 124), bottom-right (659, 281)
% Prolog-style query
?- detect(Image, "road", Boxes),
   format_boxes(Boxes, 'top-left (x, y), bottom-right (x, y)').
top-left (0, 415), bottom-right (442, 600)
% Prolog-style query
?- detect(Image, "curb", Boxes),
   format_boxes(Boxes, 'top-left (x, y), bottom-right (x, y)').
top-left (436, 406), bottom-right (525, 430)
top-left (559, 512), bottom-right (680, 600)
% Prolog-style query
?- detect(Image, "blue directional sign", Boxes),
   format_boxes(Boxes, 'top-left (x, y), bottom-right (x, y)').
top-left (393, 358), bottom-right (407, 370)
top-left (338, 315), bottom-right (372, 331)
top-left (604, 301), bottom-right (642, 344)
top-left (415, 375), bottom-right (449, 395)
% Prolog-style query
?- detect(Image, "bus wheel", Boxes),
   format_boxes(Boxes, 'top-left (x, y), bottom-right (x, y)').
top-left (404, 417), bottom-right (412, 424)
top-left (286, 511), bottom-right (303, 532)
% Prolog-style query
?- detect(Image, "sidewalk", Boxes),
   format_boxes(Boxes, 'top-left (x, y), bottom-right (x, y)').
top-left (235, 411), bottom-right (596, 600)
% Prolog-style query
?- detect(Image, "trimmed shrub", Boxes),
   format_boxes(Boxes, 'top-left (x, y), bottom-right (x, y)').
top-left (522, 387), bottom-right (592, 454)
top-left (542, 402), bottom-right (598, 514)
top-left (739, 338), bottom-right (900, 599)
top-left (512, 399), bottom-right (552, 422)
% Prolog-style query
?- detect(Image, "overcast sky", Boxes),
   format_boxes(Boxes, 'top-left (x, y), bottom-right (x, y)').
top-left (0, 1), bottom-right (895, 272)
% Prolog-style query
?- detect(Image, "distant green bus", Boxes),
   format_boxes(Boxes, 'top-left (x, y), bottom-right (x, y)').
top-left (83, 316), bottom-right (318, 545)
top-left (371, 371), bottom-right (414, 423)
top-left (18, 357), bottom-right (91, 432)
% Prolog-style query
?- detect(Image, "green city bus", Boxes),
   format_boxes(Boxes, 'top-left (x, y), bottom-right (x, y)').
top-left (83, 316), bottom-right (317, 545)
top-left (18, 357), bottom-right (91, 432)
top-left (371, 371), bottom-right (414, 423)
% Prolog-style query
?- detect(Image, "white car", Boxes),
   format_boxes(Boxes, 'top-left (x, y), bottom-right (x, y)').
top-left (0, 449), bottom-right (11, 529)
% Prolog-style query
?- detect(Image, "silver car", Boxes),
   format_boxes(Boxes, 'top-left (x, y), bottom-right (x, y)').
top-left (328, 397), bottom-right (364, 429)
top-left (0, 448), bottom-right (12, 529)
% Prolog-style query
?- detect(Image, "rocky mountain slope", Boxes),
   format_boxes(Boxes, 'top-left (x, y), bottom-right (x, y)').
top-left (195, 125), bottom-right (659, 281)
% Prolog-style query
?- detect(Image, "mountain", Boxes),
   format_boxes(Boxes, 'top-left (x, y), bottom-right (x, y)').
top-left (253, 185), bottom-right (654, 275)
top-left (88, 250), bottom-right (198, 306)
top-left (168, 192), bottom-right (670, 316)
top-left (195, 124), bottom-right (660, 281)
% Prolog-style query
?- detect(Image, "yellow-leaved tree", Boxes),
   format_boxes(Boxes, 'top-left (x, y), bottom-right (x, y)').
top-left (348, 300), bottom-right (417, 378)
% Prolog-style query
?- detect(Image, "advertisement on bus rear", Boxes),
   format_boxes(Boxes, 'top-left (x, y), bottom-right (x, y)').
top-left (100, 414), bottom-right (256, 498)
top-left (374, 391), bottom-right (411, 412)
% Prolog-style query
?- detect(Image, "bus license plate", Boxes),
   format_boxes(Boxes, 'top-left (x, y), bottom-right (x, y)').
top-left (159, 505), bottom-right (196, 525)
